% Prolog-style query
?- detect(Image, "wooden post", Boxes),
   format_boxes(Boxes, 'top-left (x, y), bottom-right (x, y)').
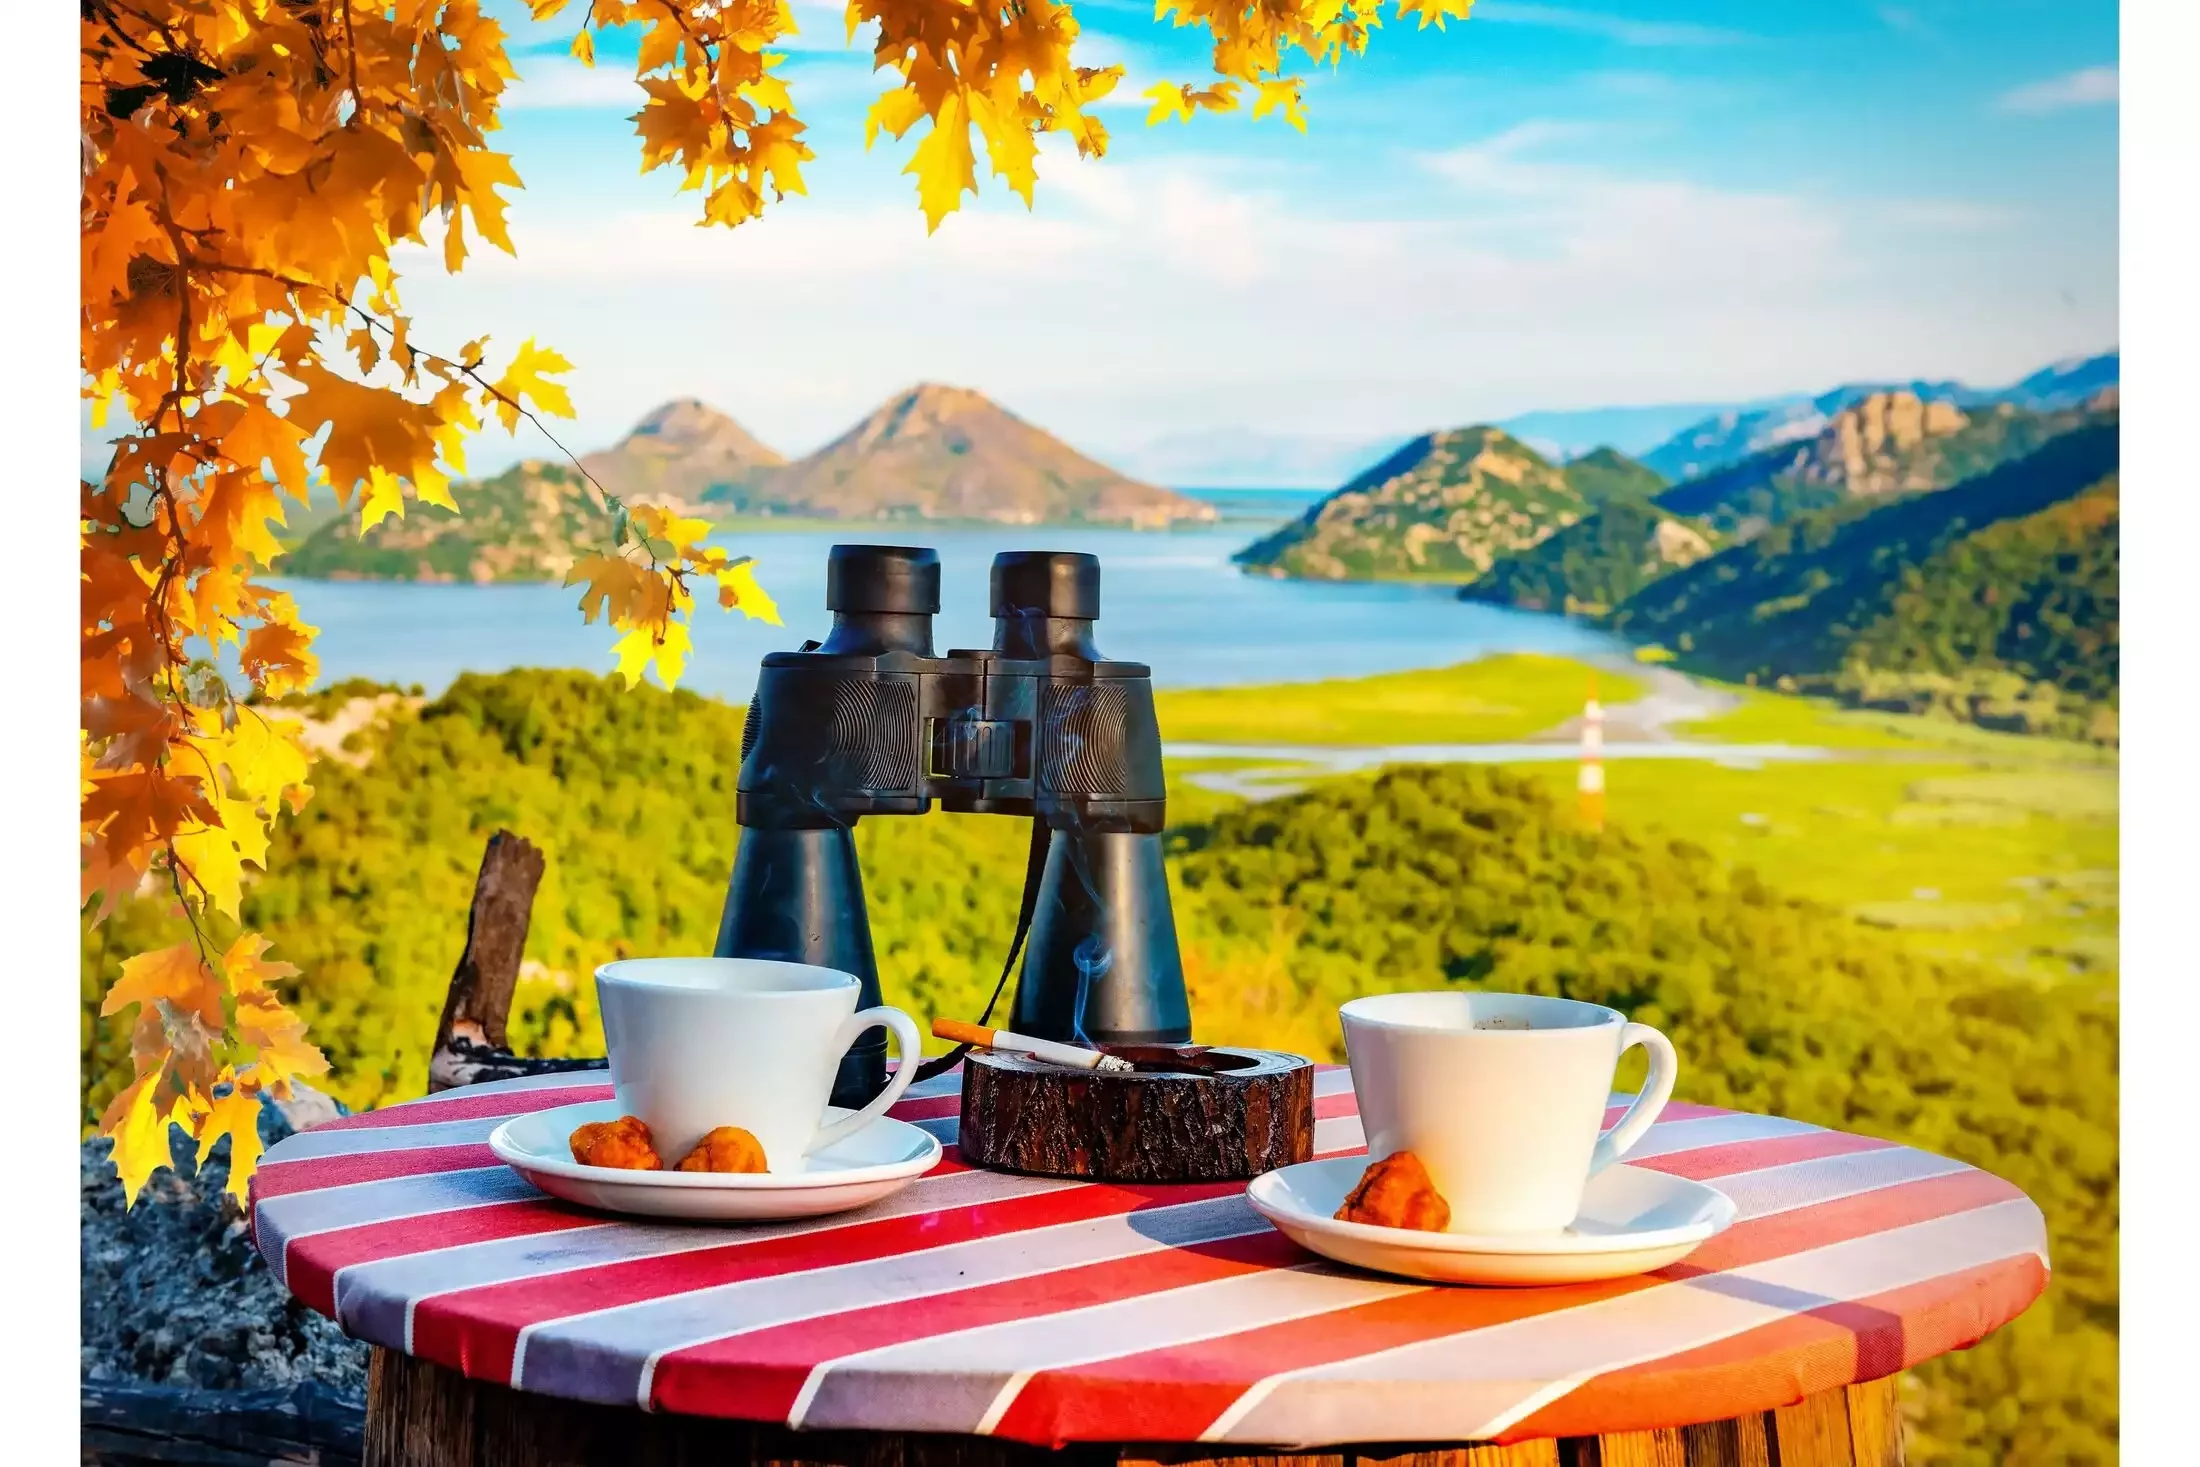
top-left (426, 831), bottom-right (605, 1093)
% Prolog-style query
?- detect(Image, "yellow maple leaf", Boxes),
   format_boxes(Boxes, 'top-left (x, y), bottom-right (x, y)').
top-left (101, 1075), bottom-right (176, 1207)
top-left (241, 619), bottom-right (321, 699)
top-left (171, 795), bottom-right (273, 920)
top-left (969, 90), bottom-right (1040, 207)
top-left (235, 988), bottom-right (331, 1098)
top-left (567, 553), bottom-right (653, 625)
top-left (907, 93), bottom-right (978, 232)
top-left (716, 560), bottom-right (783, 624)
top-left (1253, 78), bottom-right (1310, 133)
top-left (610, 619), bottom-right (694, 689)
top-left (223, 932), bottom-right (301, 995)
top-left (1142, 81), bottom-right (1241, 126)
top-left (195, 1083), bottom-right (267, 1203)
top-left (866, 86), bottom-right (928, 148)
top-left (490, 339), bottom-right (576, 430)
top-left (358, 465), bottom-right (408, 532)
top-left (219, 405), bottom-right (312, 504)
top-left (102, 942), bottom-right (223, 1031)
top-left (1396, 0), bottom-right (1475, 30)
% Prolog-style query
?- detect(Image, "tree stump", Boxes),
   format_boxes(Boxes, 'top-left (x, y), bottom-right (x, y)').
top-left (959, 1048), bottom-right (1314, 1182)
top-left (428, 831), bottom-right (606, 1093)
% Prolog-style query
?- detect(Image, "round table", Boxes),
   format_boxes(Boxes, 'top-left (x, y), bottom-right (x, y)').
top-left (249, 1067), bottom-right (2048, 1467)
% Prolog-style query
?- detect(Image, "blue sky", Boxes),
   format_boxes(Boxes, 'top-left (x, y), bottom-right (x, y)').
top-left (336, 2), bottom-right (2121, 480)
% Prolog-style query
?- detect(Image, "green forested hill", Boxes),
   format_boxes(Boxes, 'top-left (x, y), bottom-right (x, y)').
top-left (1615, 423), bottom-right (2120, 736)
top-left (1459, 497), bottom-right (1716, 615)
top-left (1233, 427), bottom-right (1596, 581)
top-left (1232, 433), bottom-right (1663, 583)
top-left (279, 461), bottom-right (611, 582)
top-left (1843, 476), bottom-right (2119, 703)
top-left (1559, 446), bottom-right (1667, 503)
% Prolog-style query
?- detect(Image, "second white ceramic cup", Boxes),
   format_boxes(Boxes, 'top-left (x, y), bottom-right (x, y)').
top-left (1339, 990), bottom-right (1678, 1235)
top-left (594, 956), bottom-right (921, 1172)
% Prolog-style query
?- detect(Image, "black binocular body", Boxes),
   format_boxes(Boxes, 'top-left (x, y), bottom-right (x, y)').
top-left (712, 545), bottom-right (1193, 1106)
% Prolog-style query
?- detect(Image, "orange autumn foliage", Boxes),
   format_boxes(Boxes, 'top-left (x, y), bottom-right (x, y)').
top-left (80, 0), bottom-right (1474, 1204)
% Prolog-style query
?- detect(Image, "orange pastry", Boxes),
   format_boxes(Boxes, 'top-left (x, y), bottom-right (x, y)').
top-left (568, 1116), bottom-right (663, 1171)
top-left (675, 1126), bottom-right (769, 1175)
top-left (1334, 1150), bottom-right (1451, 1233)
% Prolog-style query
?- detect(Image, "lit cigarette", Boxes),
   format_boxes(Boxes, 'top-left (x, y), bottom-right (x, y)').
top-left (932, 1019), bottom-right (1135, 1073)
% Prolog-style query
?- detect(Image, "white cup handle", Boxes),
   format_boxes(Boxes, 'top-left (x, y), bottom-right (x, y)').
top-left (1589, 1022), bottom-right (1679, 1175)
top-left (806, 1006), bottom-right (924, 1155)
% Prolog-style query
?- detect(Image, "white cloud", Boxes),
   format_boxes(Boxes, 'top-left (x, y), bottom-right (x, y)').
top-left (1998, 65), bottom-right (2118, 115)
top-left (1476, 3), bottom-right (1751, 47)
top-left (502, 57), bottom-right (643, 111)
top-left (382, 115), bottom-right (2111, 477)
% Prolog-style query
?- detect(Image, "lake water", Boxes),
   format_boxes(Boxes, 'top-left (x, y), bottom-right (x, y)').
top-left (273, 523), bottom-right (1630, 704)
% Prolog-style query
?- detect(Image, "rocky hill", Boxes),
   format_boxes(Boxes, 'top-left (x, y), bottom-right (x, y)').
top-left (580, 397), bottom-right (782, 508)
top-left (277, 388), bottom-right (1212, 581)
top-left (1232, 428), bottom-right (1647, 581)
top-left (1640, 350), bottom-right (2118, 482)
top-left (751, 383), bottom-right (1211, 528)
top-left (1614, 418), bottom-right (2120, 736)
top-left (1460, 498), bottom-right (1716, 616)
top-left (1653, 392), bottom-right (2100, 539)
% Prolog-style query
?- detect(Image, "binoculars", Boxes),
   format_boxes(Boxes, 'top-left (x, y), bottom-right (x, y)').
top-left (713, 545), bottom-right (1192, 1106)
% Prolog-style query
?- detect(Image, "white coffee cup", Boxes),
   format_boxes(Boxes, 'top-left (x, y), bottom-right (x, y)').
top-left (1338, 990), bottom-right (1678, 1235)
top-left (594, 957), bottom-right (922, 1173)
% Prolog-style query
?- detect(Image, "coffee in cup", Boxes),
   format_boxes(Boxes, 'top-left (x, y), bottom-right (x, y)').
top-left (1338, 990), bottom-right (1678, 1235)
top-left (595, 957), bottom-right (922, 1172)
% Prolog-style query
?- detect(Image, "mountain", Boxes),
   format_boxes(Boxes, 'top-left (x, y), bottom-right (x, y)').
top-left (277, 387), bottom-right (1214, 580)
top-left (1652, 392), bottom-right (2100, 539)
top-left (1640, 350), bottom-right (2119, 481)
top-left (579, 398), bottom-right (782, 508)
top-left (1496, 401), bottom-right (1751, 463)
top-left (279, 461), bottom-right (610, 583)
top-left (1232, 427), bottom-right (1630, 581)
top-left (1995, 351), bottom-right (2121, 410)
top-left (1613, 418), bottom-right (2120, 736)
top-left (1459, 498), bottom-right (1716, 615)
top-left (744, 384), bottom-right (1212, 528)
top-left (1557, 446), bottom-right (1667, 504)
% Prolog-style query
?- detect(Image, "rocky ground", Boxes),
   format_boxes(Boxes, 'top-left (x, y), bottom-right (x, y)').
top-left (80, 1091), bottom-right (368, 1401)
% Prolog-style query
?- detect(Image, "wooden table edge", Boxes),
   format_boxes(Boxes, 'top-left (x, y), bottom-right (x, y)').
top-left (366, 1346), bottom-right (1905, 1467)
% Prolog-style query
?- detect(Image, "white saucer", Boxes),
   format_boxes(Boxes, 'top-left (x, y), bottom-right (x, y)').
top-left (488, 1099), bottom-right (942, 1223)
top-left (1247, 1157), bottom-right (1737, 1287)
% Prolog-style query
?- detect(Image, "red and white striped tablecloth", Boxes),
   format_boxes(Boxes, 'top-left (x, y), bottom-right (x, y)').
top-left (249, 1066), bottom-right (2048, 1448)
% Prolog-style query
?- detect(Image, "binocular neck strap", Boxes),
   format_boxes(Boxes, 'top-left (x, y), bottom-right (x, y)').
top-left (913, 816), bottom-right (1051, 1085)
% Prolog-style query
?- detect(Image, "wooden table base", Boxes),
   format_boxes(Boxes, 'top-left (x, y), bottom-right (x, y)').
top-left (365, 1349), bottom-right (1904, 1467)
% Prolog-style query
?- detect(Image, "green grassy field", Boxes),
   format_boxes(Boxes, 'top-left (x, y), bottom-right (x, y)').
top-left (1679, 682), bottom-right (2117, 762)
top-left (1156, 658), bottom-right (2119, 988)
top-left (1154, 652), bottom-right (1643, 745)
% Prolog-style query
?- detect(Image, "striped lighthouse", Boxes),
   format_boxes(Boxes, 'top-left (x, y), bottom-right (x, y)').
top-left (1579, 674), bottom-right (1605, 832)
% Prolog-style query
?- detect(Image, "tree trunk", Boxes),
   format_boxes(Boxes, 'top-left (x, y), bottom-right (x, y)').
top-left (427, 831), bottom-right (604, 1093)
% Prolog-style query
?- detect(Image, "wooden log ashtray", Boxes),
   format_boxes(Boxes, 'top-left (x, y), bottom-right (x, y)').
top-left (958, 1047), bottom-right (1315, 1183)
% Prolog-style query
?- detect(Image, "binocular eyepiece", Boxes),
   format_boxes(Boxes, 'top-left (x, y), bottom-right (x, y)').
top-left (818, 543), bottom-right (1100, 660)
top-left (714, 545), bottom-right (1192, 1107)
